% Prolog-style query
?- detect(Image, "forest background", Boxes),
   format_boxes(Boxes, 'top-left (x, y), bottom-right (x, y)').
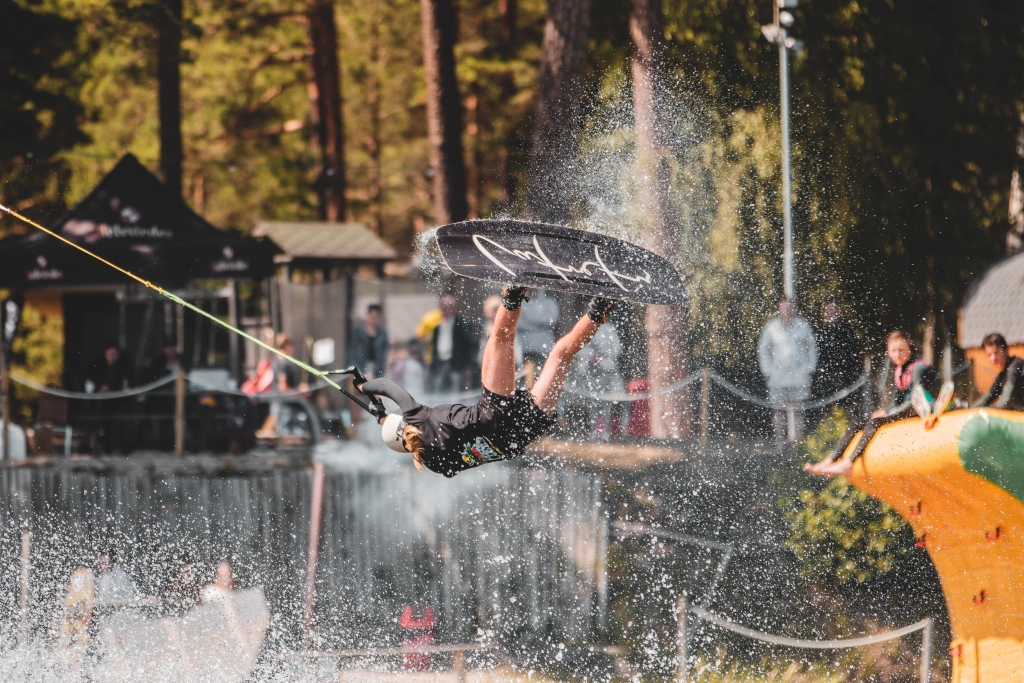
top-left (4, 0), bottom-right (1024, 373)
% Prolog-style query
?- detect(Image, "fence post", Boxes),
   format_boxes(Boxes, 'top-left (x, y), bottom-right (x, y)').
top-left (303, 462), bottom-right (327, 647)
top-left (920, 618), bottom-right (932, 683)
top-left (699, 368), bottom-right (710, 454)
top-left (676, 593), bottom-right (688, 683)
top-left (453, 650), bottom-right (466, 683)
top-left (2, 361), bottom-right (9, 461)
top-left (861, 356), bottom-right (873, 418)
top-left (174, 305), bottom-right (185, 457)
top-left (967, 359), bottom-right (975, 404)
top-left (18, 529), bottom-right (30, 639)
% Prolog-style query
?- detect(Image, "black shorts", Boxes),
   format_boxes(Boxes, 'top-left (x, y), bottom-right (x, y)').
top-left (477, 387), bottom-right (555, 454)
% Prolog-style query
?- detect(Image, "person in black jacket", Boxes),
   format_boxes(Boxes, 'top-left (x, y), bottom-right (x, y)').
top-left (357, 288), bottom-right (614, 477)
top-left (428, 295), bottom-right (478, 392)
top-left (348, 304), bottom-right (389, 379)
top-left (972, 332), bottom-right (1024, 410)
top-left (813, 297), bottom-right (861, 401)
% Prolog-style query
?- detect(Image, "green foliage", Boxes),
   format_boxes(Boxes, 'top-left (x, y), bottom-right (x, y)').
top-left (0, 0), bottom-right (87, 226)
top-left (10, 302), bottom-right (64, 421)
top-left (586, 0), bottom-right (1024, 362)
top-left (784, 410), bottom-right (915, 586)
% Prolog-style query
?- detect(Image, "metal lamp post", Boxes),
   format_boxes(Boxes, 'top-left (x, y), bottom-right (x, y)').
top-left (762, 1), bottom-right (804, 442)
top-left (762, 0), bottom-right (803, 302)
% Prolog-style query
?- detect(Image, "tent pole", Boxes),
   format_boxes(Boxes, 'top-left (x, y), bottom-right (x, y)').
top-left (229, 281), bottom-right (240, 382)
top-left (2, 360), bottom-right (9, 462)
top-left (175, 305), bottom-right (185, 457)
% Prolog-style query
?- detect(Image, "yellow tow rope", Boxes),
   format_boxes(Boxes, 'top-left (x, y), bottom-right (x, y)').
top-left (0, 203), bottom-right (341, 391)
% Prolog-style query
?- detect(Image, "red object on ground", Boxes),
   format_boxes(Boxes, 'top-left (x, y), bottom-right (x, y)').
top-left (400, 605), bottom-right (436, 671)
top-left (626, 379), bottom-right (651, 438)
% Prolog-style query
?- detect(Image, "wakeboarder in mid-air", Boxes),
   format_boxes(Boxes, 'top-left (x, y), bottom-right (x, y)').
top-left (358, 286), bottom-right (615, 476)
top-left (356, 218), bottom-right (688, 477)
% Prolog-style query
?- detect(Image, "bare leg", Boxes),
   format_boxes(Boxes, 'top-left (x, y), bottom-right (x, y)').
top-left (481, 306), bottom-right (521, 397)
top-left (531, 314), bottom-right (601, 415)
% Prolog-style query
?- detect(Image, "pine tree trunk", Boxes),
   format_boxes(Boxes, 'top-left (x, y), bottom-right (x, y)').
top-left (420, 0), bottom-right (468, 224)
top-left (157, 0), bottom-right (183, 198)
top-left (308, 0), bottom-right (346, 222)
top-left (466, 88), bottom-right (481, 219)
top-left (525, 0), bottom-right (591, 225)
top-left (631, 0), bottom-right (692, 438)
top-left (499, 0), bottom-right (517, 53)
top-left (366, 0), bottom-right (383, 235)
top-left (1008, 112), bottom-right (1024, 254)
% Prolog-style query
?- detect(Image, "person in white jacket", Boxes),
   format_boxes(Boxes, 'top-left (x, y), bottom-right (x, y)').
top-left (757, 299), bottom-right (817, 446)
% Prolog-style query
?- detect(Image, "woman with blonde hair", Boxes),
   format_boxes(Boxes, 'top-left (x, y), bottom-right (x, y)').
top-left (357, 287), bottom-right (613, 477)
top-left (806, 329), bottom-right (937, 477)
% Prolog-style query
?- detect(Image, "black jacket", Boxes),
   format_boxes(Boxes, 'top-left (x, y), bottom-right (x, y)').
top-left (813, 320), bottom-right (861, 397)
top-left (348, 324), bottom-right (390, 378)
top-left (429, 315), bottom-right (478, 372)
top-left (973, 357), bottom-right (1024, 410)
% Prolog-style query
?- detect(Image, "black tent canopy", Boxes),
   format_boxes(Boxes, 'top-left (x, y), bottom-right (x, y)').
top-left (0, 154), bottom-right (274, 288)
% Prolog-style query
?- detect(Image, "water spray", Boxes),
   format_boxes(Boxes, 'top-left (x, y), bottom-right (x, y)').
top-left (0, 202), bottom-right (387, 417)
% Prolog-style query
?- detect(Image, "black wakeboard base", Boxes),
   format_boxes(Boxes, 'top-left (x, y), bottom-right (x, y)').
top-left (435, 220), bottom-right (686, 306)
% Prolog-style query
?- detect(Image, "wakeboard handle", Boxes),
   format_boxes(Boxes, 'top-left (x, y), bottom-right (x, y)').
top-left (325, 366), bottom-right (388, 419)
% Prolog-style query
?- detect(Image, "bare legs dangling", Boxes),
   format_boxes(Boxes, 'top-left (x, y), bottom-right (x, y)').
top-left (479, 289), bottom-right (613, 415)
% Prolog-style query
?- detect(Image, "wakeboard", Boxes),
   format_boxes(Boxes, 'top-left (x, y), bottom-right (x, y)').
top-left (435, 220), bottom-right (686, 306)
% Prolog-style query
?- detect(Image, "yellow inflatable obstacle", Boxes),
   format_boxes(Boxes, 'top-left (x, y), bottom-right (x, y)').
top-left (839, 408), bottom-right (1024, 683)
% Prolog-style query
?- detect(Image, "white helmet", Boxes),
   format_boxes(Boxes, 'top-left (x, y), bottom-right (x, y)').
top-left (381, 413), bottom-right (408, 453)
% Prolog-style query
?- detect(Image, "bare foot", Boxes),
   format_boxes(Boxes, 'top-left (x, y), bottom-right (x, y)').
top-left (803, 458), bottom-right (852, 478)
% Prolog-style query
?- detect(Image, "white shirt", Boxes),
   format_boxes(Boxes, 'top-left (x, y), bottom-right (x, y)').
top-left (95, 565), bottom-right (138, 605)
top-left (757, 314), bottom-right (818, 389)
top-left (436, 317), bottom-right (454, 362)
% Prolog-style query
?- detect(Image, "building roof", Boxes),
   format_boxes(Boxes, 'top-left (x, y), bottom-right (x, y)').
top-left (252, 221), bottom-right (397, 262)
top-left (960, 250), bottom-right (1024, 348)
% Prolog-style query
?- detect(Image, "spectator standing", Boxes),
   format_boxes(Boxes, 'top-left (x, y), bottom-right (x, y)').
top-left (143, 338), bottom-right (184, 449)
top-left (388, 341), bottom-right (426, 396)
top-left (973, 333), bottom-right (1024, 410)
top-left (758, 299), bottom-right (818, 447)
top-left (95, 549), bottom-right (137, 606)
top-left (60, 568), bottom-right (95, 648)
top-left (348, 304), bottom-right (389, 379)
top-left (201, 561), bottom-right (235, 603)
top-left (567, 323), bottom-right (623, 440)
top-left (428, 295), bottom-right (477, 392)
top-left (86, 344), bottom-right (130, 453)
top-left (168, 555), bottom-right (202, 614)
top-left (813, 297), bottom-right (861, 401)
top-left (256, 334), bottom-right (308, 438)
top-left (86, 343), bottom-right (128, 393)
top-left (517, 289), bottom-right (559, 383)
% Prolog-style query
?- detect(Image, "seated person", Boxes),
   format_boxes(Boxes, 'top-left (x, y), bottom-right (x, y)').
top-left (972, 332), bottom-right (1024, 411)
top-left (806, 330), bottom-right (937, 477)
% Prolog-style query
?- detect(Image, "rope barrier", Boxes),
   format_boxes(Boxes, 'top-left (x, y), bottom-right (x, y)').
top-left (689, 606), bottom-right (931, 650)
top-left (708, 361), bottom-right (970, 411)
top-left (10, 373), bottom-right (177, 400)
top-left (186, 376), bottom-right (333, 399)
top-left (708, 372), bottom-right (866, 410)
top-left (564, 372), bottom-right (702, 402)
top-left (10, 363), bottom-right (963, 411)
